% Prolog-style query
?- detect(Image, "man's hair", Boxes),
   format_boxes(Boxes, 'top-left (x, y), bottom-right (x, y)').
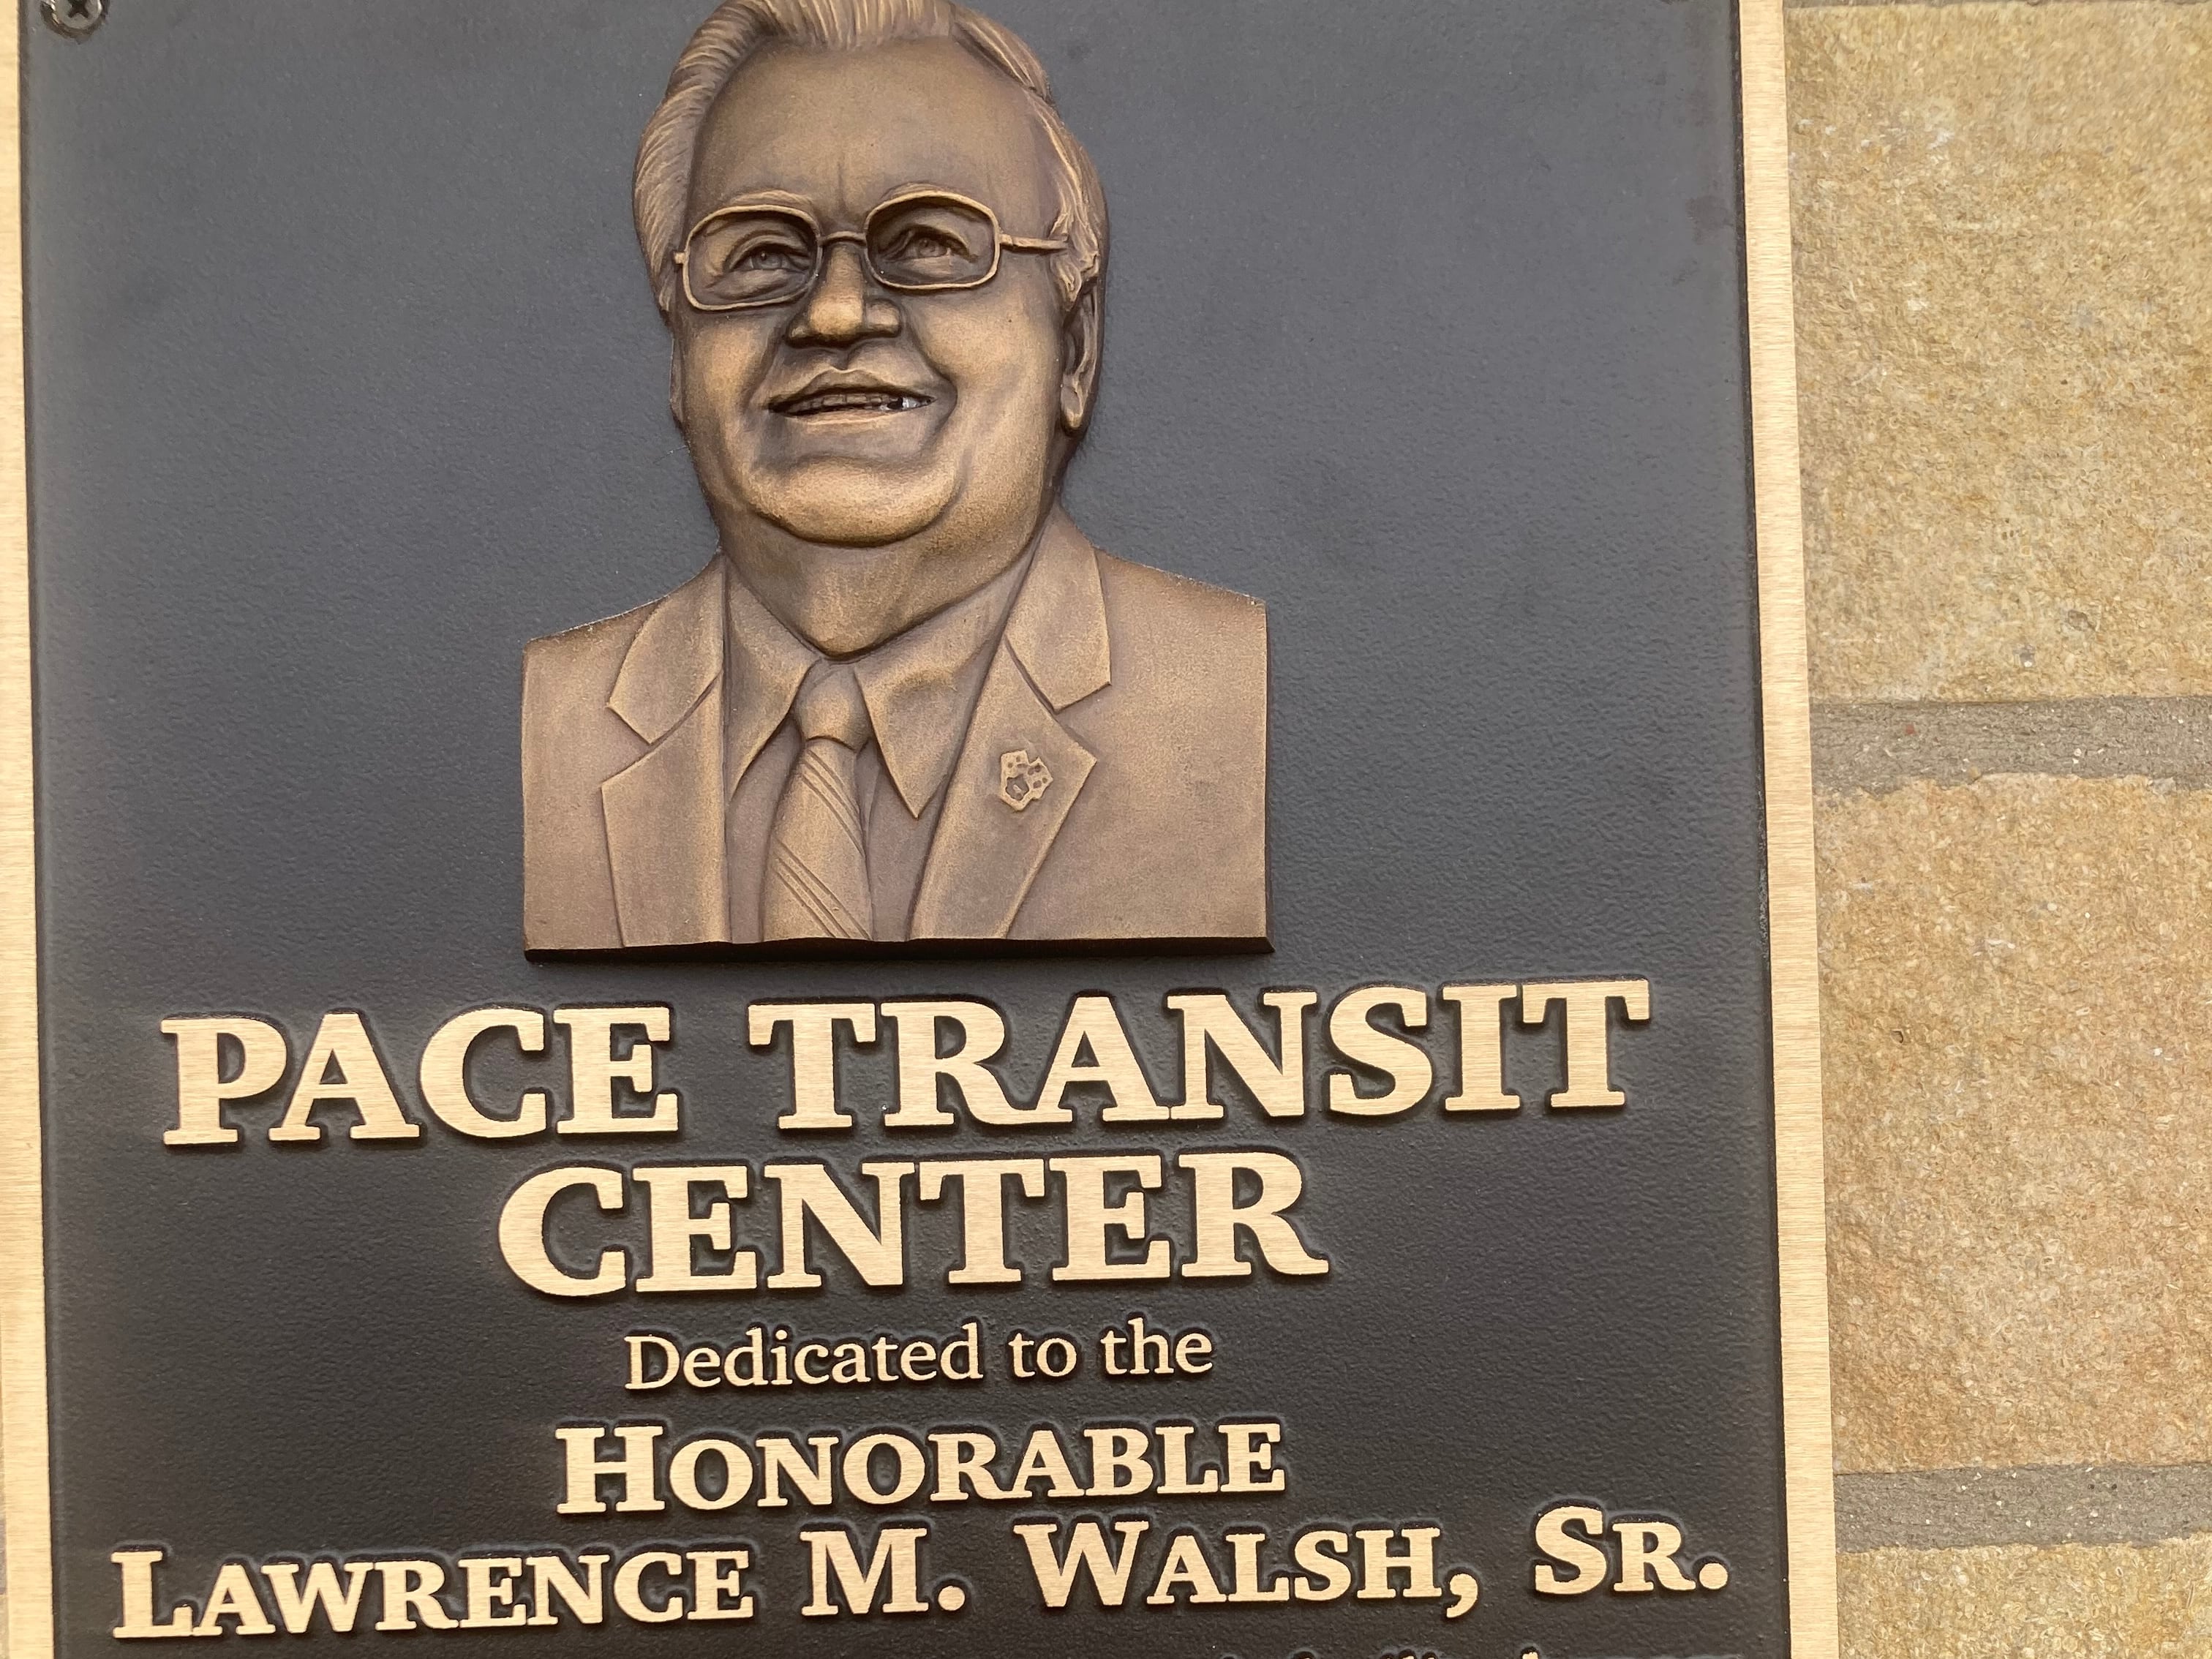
top-left (634, 0), bottom-right (1107, 321)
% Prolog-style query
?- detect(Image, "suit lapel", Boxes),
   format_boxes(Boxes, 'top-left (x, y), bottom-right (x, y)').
top-left (910, 514), bottom-right (1112, 940)
top-left (600, 560), bottom-right (729, 945)
top-left (909, 647), bottom-right (1096, 939)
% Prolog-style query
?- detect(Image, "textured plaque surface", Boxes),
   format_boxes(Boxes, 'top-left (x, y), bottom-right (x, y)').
top-left (4, 2), bottom-right (1832, 1655)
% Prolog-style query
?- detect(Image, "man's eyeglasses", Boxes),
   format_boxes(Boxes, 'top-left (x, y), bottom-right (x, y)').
top-left (675, 189), bottom-right (1067, 312)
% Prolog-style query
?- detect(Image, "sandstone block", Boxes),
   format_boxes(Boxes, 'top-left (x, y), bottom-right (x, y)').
top-left (1841, 1536), bottom-right (2212, 1659)
top-left (1818, 776), bottom-right (2212, 1470)
top-left (1790, 4), bottom-right (2212, 700)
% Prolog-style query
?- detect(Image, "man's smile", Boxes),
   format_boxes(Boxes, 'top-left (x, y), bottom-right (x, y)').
top-left (769, 372), bottom-right (936, 420)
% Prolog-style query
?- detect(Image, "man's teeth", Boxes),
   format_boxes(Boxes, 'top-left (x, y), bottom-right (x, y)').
top-left (789, 390), bottom-right (927, 414)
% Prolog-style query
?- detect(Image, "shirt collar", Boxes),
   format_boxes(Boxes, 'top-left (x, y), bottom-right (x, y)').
top-left (722, 549), bottom-right (1033, 818)
top-left (721, 575), bottom-right (817, 789)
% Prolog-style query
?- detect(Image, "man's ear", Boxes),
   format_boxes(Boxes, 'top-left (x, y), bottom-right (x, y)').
top-left (1058, 285), bottom-right (1103, 433)
top-left (668, 336), bottom-right (688, 432)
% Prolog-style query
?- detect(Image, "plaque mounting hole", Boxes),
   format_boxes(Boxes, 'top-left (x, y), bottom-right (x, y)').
top-left (41, 0), bottom-right (107, 38)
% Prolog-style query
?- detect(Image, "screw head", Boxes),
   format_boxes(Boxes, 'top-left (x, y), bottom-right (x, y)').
top-left (42, 0), bottom-right (108, 40)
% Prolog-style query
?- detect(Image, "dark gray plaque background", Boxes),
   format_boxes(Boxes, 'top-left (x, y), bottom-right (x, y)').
top-left (23, 1), bottom-right (1780, 1653)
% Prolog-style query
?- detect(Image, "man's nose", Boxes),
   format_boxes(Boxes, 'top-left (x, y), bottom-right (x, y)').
top-left (786, 241), bottom-right (900, 349)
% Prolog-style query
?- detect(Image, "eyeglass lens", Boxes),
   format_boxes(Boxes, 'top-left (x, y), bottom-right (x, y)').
top-left (685, 195), bottom-right (1004, 309)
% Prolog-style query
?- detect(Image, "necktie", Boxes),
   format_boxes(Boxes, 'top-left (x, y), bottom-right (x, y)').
top-left (762, 662), bottom-right (876, 941)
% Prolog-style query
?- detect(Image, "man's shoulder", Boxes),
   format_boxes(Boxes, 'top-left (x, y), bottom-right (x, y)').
top-left (520, 587), bottom-right (683, 952)
top-left (1069, 544), bottom-right (1268, 745)
top-left (1021, 543), bottom-right (1269, 944)
top-left (523, 595), bottom-right (660, 690)
top-left (522, 555), bottom-right (725, 721)
top-left (1091, 548), bottom-right (1266, 661)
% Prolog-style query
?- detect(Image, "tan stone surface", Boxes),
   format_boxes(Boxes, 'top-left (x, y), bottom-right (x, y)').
top-left (1789, 4), bottom-right (2212, 701)
top-left (1841, 1537), bottom-right (2212, 1658)
top-left (1818, 775), bottom-right (2212, 1471)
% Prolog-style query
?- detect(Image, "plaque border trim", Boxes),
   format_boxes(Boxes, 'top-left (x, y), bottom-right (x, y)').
top-left (0, 4), bottom-right (1836, 1653)
top-left (1739, 1), bottom-right (1843, 1654)
top-left (1, 8), bottom-right (56, 1655)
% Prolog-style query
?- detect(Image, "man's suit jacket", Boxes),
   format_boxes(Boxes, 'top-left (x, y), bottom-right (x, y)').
top-left (521, 511), bottom-right (1268, 949)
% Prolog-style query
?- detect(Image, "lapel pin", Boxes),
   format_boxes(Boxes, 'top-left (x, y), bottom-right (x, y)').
top-left (998, 750), bottom-right (1053, 813)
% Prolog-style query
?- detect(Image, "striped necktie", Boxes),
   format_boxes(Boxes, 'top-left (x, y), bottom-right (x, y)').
top-left (761, 661), bottom-right (874, 941)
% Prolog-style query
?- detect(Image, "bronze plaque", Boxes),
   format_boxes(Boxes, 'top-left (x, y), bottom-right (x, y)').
top-left (1, 2), bottom-right (1834, 1656)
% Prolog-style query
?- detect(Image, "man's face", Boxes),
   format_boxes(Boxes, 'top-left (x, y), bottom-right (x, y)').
top-left (674, 40), bottom-right (1075, 553)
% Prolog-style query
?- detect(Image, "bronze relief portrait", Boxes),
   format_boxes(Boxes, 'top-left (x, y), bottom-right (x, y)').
top-left (522, 0), bottom-right (1270, 951)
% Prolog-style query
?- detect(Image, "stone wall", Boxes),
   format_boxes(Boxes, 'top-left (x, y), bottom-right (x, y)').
top-left (1791, 0), bottom-right (2212, 1651)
